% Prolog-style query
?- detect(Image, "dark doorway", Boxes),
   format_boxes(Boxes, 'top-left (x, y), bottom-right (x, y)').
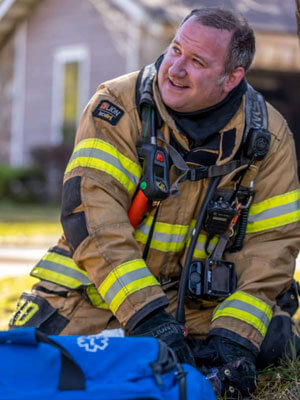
top-left (248, 69), bottom-right (300, 177)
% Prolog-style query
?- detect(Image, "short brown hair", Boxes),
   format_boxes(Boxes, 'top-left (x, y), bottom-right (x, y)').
top-left (180, 7), bottom-right (255, 73)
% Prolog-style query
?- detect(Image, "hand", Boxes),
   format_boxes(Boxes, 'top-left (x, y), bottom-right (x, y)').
top-left (195, 335), bottom-right (257, 398)
top-left (130, 309), bottom-right (195, 365)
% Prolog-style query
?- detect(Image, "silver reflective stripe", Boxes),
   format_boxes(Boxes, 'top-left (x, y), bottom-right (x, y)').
top-left (36, 259), bottom-right (91, 285)
top-left (194, 240), bottom-right (216, 254)
top-left (215, 299), bottom-right (270, 328)
top-left (248, 199), bottom-right (300, 223)
top-left (103, 268), bottom-right (151, 305)
top-left (137, 222), bottom-right (216, 254)
top-left (153, 230), bottom-right (186, 245)
top-left (69, 147), bottom-right (140, 186)
top-left (137, 223), bottom-right (188, 244)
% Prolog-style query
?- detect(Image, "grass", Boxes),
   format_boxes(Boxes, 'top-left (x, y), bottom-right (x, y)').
top-left (0, 202), bottom-right (61, 240)
top-left (0, 201), bottom-right (60, 223)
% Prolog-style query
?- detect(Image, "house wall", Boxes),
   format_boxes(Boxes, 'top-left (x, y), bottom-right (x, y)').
top-left (23, 0), bottom-right (127, 164)
top-left (0, 36), bottom-right (14, 164)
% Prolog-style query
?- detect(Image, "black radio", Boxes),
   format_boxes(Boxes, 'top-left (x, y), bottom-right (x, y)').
top-left (204, 198), bottom-right (237, 235)
top-left (187, 259), bottom-right (237, 301)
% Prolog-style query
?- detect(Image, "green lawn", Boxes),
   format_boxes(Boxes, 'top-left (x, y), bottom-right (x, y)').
top-left (0, 202), bottom-right (61, 238)
top-left (0, 202), bottom-right (60, 223)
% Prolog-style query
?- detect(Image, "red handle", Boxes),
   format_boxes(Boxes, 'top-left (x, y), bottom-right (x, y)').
top-left (128, 190), bottom-right (150, 229)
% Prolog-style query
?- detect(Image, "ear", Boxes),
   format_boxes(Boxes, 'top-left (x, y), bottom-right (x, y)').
top-left (222, 67), bottom-right (245, 94)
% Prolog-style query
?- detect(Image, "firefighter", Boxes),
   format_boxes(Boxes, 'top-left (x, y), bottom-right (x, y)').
top-left (10, 7), bottom-right (300, 398)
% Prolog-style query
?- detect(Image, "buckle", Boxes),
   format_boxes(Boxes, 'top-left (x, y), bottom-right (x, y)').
top-left (188, 167), bottom-right (208, 181)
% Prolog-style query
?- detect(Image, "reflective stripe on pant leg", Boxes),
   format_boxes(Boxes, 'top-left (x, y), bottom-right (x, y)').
top-left (30, 250), bottom-right (108, 309)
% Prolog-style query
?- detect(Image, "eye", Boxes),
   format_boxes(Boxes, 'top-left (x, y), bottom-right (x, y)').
top-left (193, 58), bottom-right (203, 67)
top-left (171, 46), bottom-right (181, 55)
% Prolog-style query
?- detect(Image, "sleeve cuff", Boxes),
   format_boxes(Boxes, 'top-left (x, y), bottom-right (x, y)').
top-left (209, 328), bottom-right (259, 357)
top-left (126, 296), bottom-right (169, 331)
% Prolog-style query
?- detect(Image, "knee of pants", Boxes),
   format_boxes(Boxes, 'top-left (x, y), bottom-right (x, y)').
top-left (9, 282), bottom-right (119, 336)
top-left (9, 290), bottom-right (70, 335)
top-left (257, 315), bottom-right (300, 369)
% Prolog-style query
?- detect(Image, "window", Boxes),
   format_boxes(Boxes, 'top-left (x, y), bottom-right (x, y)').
top-left (51, 46), bottom-right (90, 145)
top-left (62, 61), bottom-right (79, 143)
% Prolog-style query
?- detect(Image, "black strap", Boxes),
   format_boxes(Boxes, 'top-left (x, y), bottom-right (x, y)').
top-left (36, 330), bottom-right (85, 391)
top-left (143, 203), bottom-right (161, 260)
top-left (187, 160), bottom-right (241, 181)
top-left (176, 176), bottom-right (222, 324)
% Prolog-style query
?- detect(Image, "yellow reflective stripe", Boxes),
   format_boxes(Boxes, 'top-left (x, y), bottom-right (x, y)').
top-left (246, 210), bottom-right (300, 233)
top-left (31, 250), bottom-right (106, 308)
top-left (41, 252), bottom-right (89, 276)
top-left (213, 307), bottom-right (268, 337)
top-left (99, 259), bottom-right (159, 314)
top-left (137, 215), bottom-right (189, 234)
top-left (13, 299), bottom-right (39, 326)
top-left (212, 291), bottom-right (272, 337)
top-left (85, 285), bottom-right (109, 309)
top-left (65, 138), bottom-right (141, 196)
top-left (109, 276), bottom-right (159, 314)
top-left (73, 138), bottom-right (141, 178)
top-left (135, 215), bottom-right (189, 252)
top-left (247, 189), bottom-right (300, 233)
top-left (31, 251), bottom-right (91, 289)
top-left (100, 259), bottom-right (146, 296)
top-left (190, 234), bottom-right (218, 259)
top-left (66, 156), bottom-right (137, 195)
top-left (233, 292), bottom-right (272, 319)
top-left (31, 267), bottom-right (84, 289)
top-left (135, 216), bottom-right (218, 256)
top-left (134, 231), bottom-right (186, 252)
top-left (249, 189), bottom-right (300, 214)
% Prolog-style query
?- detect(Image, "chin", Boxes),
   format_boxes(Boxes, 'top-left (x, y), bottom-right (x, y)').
top-left (162, 95), bottom-right (182, 111)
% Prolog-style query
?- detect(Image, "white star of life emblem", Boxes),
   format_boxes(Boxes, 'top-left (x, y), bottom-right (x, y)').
top-left (77, 334), bottom-right (109, 352)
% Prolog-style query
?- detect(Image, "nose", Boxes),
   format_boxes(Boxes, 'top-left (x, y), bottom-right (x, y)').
top-left (169, 57), bottom-right (187, 79)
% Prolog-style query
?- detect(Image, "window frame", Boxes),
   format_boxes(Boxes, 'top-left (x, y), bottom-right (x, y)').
top-left (51, 45), bottom-right (90, 144)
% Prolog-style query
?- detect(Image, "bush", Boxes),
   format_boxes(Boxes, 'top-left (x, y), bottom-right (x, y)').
top-left (31, 144), bottom-right (73, 203)
top-left (0, 164), bottom-right (45, 203)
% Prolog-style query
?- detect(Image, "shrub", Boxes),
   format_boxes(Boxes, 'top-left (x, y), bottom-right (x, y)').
top-left (0, 164), bottom-right (45, 203)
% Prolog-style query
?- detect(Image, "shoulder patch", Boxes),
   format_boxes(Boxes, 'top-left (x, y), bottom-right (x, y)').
top-left (92, 100), bottom-right (124, 126)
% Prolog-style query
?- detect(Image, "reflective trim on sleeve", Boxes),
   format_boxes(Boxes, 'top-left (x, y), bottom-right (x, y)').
top-left (135, 216), bottom-right (218, 256)
top-left (30, 250), bottom-right (108, 309)
top-left (212, 291), bottom-right (272, 337)
top-left (98, 259), bottom-right (159, 314)
top-left (246, 189), bottom-right (300, 233)
top-left (65, 138), bottom-right (142, 196)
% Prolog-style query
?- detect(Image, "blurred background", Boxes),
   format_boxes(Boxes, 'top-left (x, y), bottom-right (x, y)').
top-left (0, 0), bottom-right (299, 327)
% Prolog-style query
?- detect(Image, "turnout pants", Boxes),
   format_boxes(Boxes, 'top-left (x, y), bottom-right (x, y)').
top-left (9, 280), bottom-right (300, 368)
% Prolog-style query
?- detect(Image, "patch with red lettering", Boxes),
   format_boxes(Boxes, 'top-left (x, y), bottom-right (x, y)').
top-left (92, 100), bottom-right (124, 125)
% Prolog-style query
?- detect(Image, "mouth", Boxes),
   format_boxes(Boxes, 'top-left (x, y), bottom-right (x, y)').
top-left (168, 77), bottom-right (189, 89)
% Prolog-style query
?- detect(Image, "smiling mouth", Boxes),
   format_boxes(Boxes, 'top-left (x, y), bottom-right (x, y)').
top-left (168, 78), bottom-right (188, 88)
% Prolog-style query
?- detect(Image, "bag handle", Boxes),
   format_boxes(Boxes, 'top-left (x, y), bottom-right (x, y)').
top-left (35, 330), bottom-right (85, 391)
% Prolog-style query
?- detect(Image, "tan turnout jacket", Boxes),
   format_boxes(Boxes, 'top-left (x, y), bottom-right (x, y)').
top-left (32, 70), bottom-right (300, 351)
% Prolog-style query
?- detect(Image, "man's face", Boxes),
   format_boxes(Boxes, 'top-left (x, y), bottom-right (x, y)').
top-left (158, 17), bottom-right (234, 112)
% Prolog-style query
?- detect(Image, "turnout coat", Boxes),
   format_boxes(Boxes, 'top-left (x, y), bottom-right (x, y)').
top-left (29, 69), bottom-right (300, 352)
